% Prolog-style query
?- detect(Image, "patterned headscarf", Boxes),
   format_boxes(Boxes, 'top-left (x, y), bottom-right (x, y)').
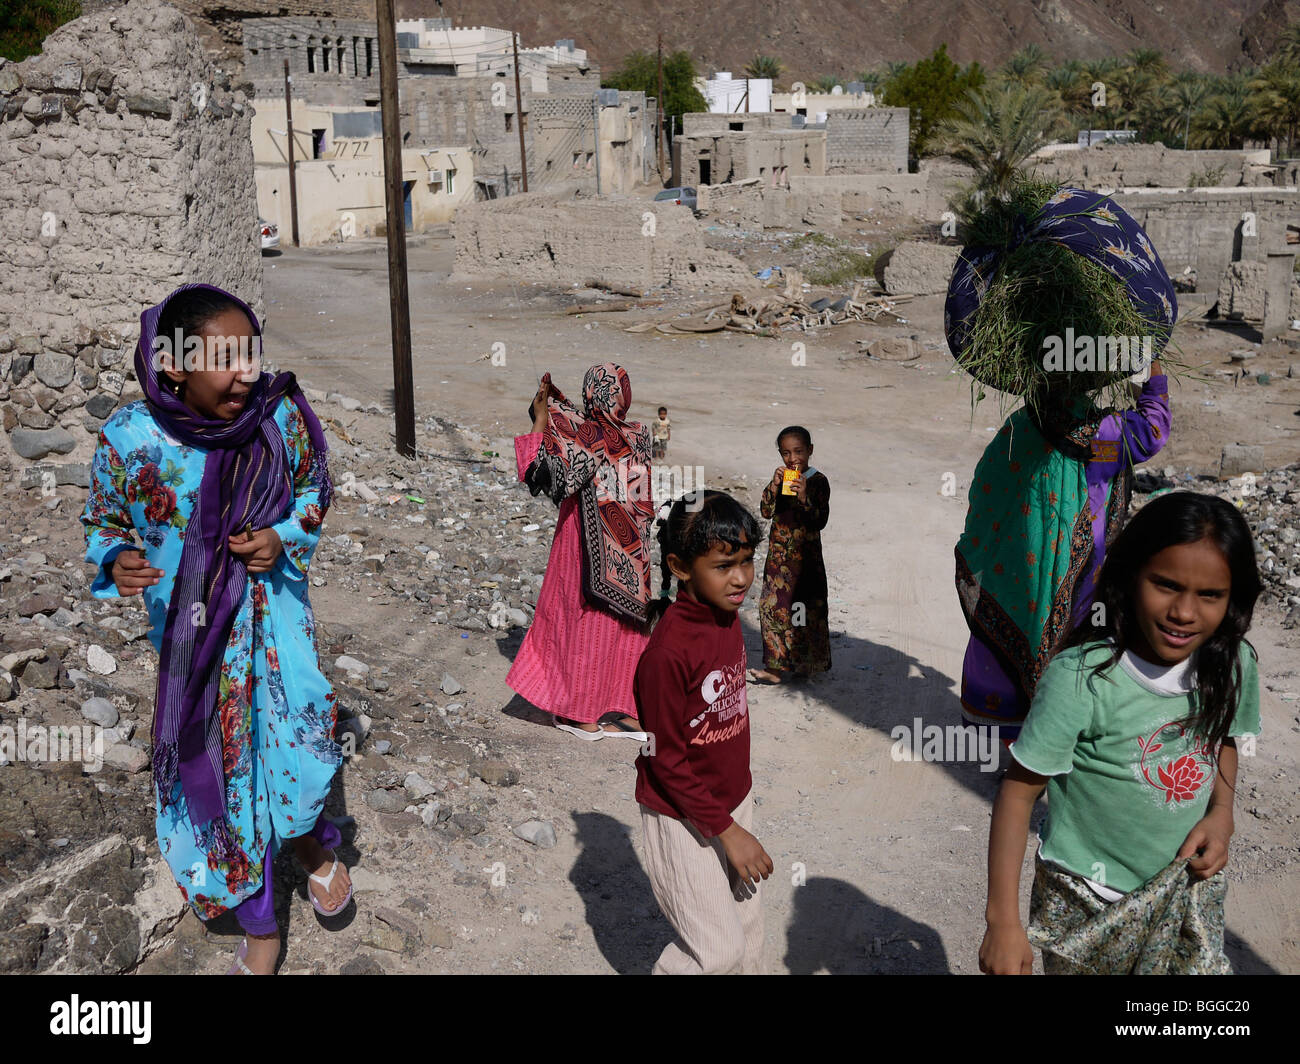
top-left (945, 187), bottom-right (1178, 366)
top-left (134, 283), bottom-right (333, 864)
top-left (535, 363), bottom-right (654, 625)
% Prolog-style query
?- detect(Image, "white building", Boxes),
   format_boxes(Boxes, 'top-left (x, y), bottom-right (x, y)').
top-left (393, 19), bottom-right (588, 80)
top-left (702, 72), bottom-right (772, 114)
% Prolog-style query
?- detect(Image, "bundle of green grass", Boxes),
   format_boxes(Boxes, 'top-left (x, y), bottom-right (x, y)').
top-left (946, 179), bottom-right (1177, 410)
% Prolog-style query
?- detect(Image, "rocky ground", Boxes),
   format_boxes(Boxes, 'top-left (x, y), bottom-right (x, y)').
top-left (1, 228), bottom-right (1297, 975)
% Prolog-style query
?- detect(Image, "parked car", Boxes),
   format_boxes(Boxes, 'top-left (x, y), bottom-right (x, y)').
top-left (258, 218), bottom-right (280, 252)
top-left (653, 186), bottom-right (698, 211)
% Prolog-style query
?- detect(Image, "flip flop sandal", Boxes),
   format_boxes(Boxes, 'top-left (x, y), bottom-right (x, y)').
top-left (746, 669), bottom-right (782, 686)
top-left (308, 851), bottom-right (354, 916)
top-left (226, 938), bottom-right (254, 975)
top-left (601, 718), bottom-right (649, 741)
top-left (555, 721), bottom-right (605, 741)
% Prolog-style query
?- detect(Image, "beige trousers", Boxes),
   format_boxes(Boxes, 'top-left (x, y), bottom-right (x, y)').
top-left (640, 789), bottom-right (764, 974)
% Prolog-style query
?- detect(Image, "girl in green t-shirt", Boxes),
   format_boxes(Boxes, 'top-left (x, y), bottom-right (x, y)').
top-left (980, 491), bottom-right (1262, 975)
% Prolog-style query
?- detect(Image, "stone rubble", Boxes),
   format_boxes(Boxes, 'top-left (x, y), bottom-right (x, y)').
top-left (2, 377), bottom-right (1295, 972)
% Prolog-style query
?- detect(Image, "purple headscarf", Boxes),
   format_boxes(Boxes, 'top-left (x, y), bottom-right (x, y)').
top-left (135, 283), bottom-right (333, 863)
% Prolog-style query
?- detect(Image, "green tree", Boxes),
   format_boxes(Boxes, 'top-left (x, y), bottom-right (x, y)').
top-left (998, 44), bottom-right (1048, 86)
top-left (1169, 73), bottom-right (1212, 147)
top-left (936, 82), bottom-right (1060, 196)
top-left (1047, 61), bottom-right (1092, 118)
top-left (1274, 21), bottom-right (1300, 64)
top-left (604, 50), bottom-right (707, 124)
top-left (884, 44), bottom-right (986, 163)
top-left (1111, 66), bottom-right (1156, 130)
top-left (1124, 48), bottom-right (1169, 80)
top-left (0, 0), bottom-right (80, 61)
top-left (744, 54), bottom-right (782, 80)
top-left (854, 68), bottom-right (886, 94)
top-left (1192, 83), bottom-right (1255, 148)
top-left (1249, 59), bottom-right (1300, 156)
top-left (810, 73), bottom-right (841, 93)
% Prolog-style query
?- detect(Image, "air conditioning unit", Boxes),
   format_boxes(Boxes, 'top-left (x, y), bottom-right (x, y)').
top-left (427, 169), bottom-right (443, 185)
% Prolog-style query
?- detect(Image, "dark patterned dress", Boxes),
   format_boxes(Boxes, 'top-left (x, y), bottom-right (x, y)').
top-left (758, 471), bottom-right (831, 676)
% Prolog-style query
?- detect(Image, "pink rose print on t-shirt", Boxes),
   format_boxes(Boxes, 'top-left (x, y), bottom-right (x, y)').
top-left (1156, 754), bottom-right (1205, 804)
top-left (1138, 724), bottom-right (1216, 806)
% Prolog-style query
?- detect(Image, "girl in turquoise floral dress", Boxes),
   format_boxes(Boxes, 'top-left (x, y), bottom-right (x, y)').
top-left (81, 284), bottom-right (350, 975)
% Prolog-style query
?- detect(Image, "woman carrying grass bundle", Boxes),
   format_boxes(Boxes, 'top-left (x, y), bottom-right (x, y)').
top-left (948, 184), bottom-right (1178, 742)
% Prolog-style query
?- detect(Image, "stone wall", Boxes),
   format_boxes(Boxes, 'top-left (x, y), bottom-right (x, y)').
top-left (882, 242), bottom-right (962, 295)
top-left (824, 108), bottom-right (908, 174)
top-left (1112, 188), bottom-right (1300, 288)
top-left (696, 178), bottom-right (841, 230)
top-left (789, 169), bottom-right (968, 220)
top-left (452, 189), bottom-right (758, 290)
top-left (0, 0), bottom-right (263, 470)
top-left (1032, 143), bottom-right (1271, 188)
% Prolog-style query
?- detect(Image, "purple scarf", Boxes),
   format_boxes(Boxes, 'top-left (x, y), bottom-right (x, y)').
top-left (134, 283), bottom-right (333, 863)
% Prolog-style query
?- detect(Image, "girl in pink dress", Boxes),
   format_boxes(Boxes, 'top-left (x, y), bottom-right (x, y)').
top-left (507, 364), bottom-right (655, 740)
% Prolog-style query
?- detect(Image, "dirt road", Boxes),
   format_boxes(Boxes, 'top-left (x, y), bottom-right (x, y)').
top-left (242, 234), bottom-right (1298, 973)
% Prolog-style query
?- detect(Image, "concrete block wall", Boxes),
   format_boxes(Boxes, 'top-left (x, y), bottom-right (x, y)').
top-left (242, 16), bottom-right (380, 82)
top-left (452, 190), bottom-right (758, 290)
top-left (1112, 189), bottom-right (1300, 288)
top-left (674, 129), bottom-right (827, 187)
top-left (825, 108), bottom-right (908, 174)
top-left (175, 2), bottom-right (377, 71)
top-left (0, 0), bottom-right (262, 469)
top-left (682, 112), bottom-right (788, 135)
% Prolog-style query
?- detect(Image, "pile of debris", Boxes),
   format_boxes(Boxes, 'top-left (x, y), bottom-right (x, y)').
top-left (623, 270), bottom-right (913, 338)
top-left (1135, 462), bottom-right (1300, 627)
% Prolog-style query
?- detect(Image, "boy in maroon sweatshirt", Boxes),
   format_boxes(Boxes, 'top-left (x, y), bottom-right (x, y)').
top-left (635, 491), bottom-right (773, 974)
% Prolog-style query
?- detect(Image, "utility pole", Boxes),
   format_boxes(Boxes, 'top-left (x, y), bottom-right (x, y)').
top-left (656, 34), bottom-right (665, 179)
top-left (512, 32), bottom-right (528, 192)
top-left (375, 0), bottom-right (416, 458)
top-left (283, 59), bottom-right (299, 247)
top-left (592, 92), bottom-right (602, 195)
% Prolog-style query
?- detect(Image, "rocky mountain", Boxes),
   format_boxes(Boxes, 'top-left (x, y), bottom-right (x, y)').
top-left (392, 0), bottom-right (1300, 77)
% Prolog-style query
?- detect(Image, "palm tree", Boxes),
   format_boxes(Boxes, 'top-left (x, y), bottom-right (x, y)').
top-left (935, 82), bottom-right (1062, 196)
top-left (810, 73), bottom-right (841, 93)
top-left (1111, 66), bottom-right (1156, 131)
top-left (1192, 84), bottom-right (1255, 148)
top-left (1249, 60), bottom-right (1300, 156)
top-left (1000, 44), bottom-right (1048, 86)
top-left (1086, 56), bottom-right (1123, 80)
top-left (1169, 72), bottom-right (1212, 147)
top-left (744, 55), bottom-right (782, 80)
top-left (854, 68), bottom-right (886, 93)
top-left (1125, 48), bottom-right (1169, 81)
top-left (1047, 63), bottom-right (1094, 119)
top-left (1274, 22), bottom-right (1300, 64)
